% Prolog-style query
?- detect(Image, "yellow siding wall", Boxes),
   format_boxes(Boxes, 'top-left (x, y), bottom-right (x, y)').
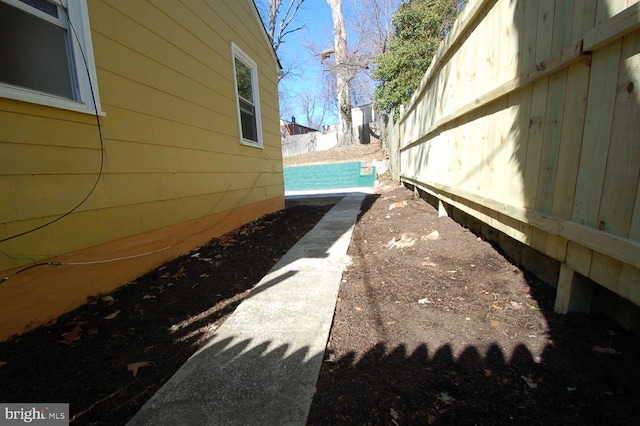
top-left (0, 0), bottom-right (283, 340)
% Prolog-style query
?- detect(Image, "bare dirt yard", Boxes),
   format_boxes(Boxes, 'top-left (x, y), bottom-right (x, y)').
top-left (1, 143), bottom-right (640, 425)
top-left (307, 184), bottom-right (640, 425)
top-left (283, 142), bottom-right (386, 167)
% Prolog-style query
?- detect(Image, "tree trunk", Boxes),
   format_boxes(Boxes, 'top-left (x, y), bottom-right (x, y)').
top-left (326, 0), bottom-right (354, 145)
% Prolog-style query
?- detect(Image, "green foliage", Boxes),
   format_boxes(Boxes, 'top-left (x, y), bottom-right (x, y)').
top-left (372, 0), bottom-right (459, 116)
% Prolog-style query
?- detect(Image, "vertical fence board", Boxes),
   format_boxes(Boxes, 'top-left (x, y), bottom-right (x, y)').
top-left (598, 31), bottom-right (640, 237)
top-left (572, 42), bottom-right (621, 227)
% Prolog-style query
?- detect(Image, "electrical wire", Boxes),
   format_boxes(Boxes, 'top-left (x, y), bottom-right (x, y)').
top-left (0, 0), bottom-right (104, 245)
top-left (63, 246), bottom-right (173, 265)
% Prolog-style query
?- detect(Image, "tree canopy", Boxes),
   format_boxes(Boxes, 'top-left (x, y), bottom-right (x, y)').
top-left (372, 0), bottom-right (459, 116)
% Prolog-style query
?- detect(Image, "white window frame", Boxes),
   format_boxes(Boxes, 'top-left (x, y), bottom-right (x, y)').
top-left (231, 42), bottom-right (263, 148)
top-left (0, 0), bottom-right (103, 116)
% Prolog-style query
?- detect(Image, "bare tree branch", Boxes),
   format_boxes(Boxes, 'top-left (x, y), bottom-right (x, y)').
top-left (266, 0), bottom-right (307, 53)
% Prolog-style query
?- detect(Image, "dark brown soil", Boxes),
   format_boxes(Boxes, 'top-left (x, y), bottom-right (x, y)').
top-left (0, 204), bottom-right (333, 425)
top-left (1, 142), bottom-right (639, 424)
top-left (307, 186), bottom-right (640, 425)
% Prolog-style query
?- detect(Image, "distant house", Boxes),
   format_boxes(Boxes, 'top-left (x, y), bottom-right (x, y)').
top-left (280, 117), bottom-right (318, 137)
top-left (0, 0), bottom-right (283, 340)
top-left (352, 103), bottom-right (380, 145)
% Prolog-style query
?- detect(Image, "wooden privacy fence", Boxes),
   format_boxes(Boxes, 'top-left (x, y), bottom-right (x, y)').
top-left (392, 0), bottom-right (640, 326)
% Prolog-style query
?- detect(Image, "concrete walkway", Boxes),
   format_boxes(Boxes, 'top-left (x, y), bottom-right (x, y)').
top-left (128, 194), bottom-right (365, 426)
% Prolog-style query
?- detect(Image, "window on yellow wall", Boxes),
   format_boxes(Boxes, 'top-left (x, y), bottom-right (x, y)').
top-left (232, 43), bottom-right (263, 148)
top-left (0, 0), bottom-right (102, 115)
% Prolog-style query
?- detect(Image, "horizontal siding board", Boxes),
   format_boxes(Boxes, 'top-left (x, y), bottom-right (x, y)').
top-left (103, 140), bottom-right (267, 174)
top-left (7, 174), bottom-right (105, 221)
top-left (94, 0), bottom-right (231, 79)
top-left (1, 143), bottom-right (101, 175)
top-left (0, 110), bottom-right (99, 149)
top-left (91, 33), bottom-right (233, 113)
top-left (99, 71), bottom-right (237, 134)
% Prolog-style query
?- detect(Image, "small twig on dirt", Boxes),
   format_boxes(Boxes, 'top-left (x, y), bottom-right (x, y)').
top-left (70, 382), bottom-right (135, 422)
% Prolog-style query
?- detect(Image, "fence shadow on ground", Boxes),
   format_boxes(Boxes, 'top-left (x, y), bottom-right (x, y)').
top-left (307, 276), bottom-right (640, 425)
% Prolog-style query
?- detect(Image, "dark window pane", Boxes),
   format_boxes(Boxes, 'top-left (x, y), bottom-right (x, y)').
top-left (19, 0), bottom-right (58, 18)
top-left (0, 2), bottom-right (74, 99)
top-left (235, 57), bottom-right (253, 102)
top-left (239, 97), bottom-right (257, 142)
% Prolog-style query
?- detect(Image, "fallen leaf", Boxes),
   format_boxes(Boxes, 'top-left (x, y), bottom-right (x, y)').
top-left (484, 369), bottom-right (493, 378)
top-left (104, 310), bottom-right (121, 320)
top-left (439, 392), bottom-right (455, 402)
top-left (424, 230), bottom-right (439, 240)
top-left (510, 301), bottom-right (522, 309)
top-left (58, 326), bottom-right (82, 345)
top-left (418, 297), bottom-right (431, 305)
top-left (0, 361), bottom-right (6, 368)
top-left (142, 295), bottom-right (156, 300)
top-left (100, 295), bottom-right (115, 303)
top-left (390, 408), bottom-right (399, 420)
top-left (354, 306), bottom-right (363, 311)
top-left (428, 413), bottom-right (436, 425)
top-left (127, 361), bottom-right (155, 377)
top-left (199, 273), bottom-right (210, 278)
top-left (390, 233), bottom-right (416, 248)
top-left (389, 200), bottom-right (407, 210)
top-left (521, 375), bottom-right (537, 389)
top-left (592, 345), bottom-right (620, 355)
top-left (160, 266), bottom-right (187, 280)
top-left (386, 236), bottom-right (396, 248)
top-left (170, 324), bottom-right (181, 332)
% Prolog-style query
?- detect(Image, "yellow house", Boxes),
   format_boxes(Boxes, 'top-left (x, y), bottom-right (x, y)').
top-left (0, 0), bottom-right (284, 341)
